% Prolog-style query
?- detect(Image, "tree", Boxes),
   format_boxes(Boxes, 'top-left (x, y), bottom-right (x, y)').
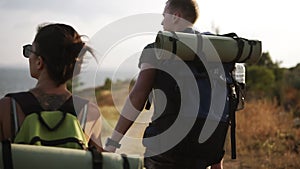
top-left (287, 64), bottom-right (300, 90)
top-left (102, 78), bottom-right (112, 90)
top-left (246, 65), bottom-right (275, 94)
top-left (256, 52), bottom-right (279, 69)
top-left (246, 52), bottom-right (287, 101)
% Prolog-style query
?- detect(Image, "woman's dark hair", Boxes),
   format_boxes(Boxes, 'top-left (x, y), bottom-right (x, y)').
top-left (166, 0), bottom-right (199, 24)
top-left (33, 23), bottom-right (92, 86)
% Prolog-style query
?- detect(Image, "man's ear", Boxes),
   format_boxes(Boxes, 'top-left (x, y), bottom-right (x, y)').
top-left (172, 10), bottom-right (182, 23)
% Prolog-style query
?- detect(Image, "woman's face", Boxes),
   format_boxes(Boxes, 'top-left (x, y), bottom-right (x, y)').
top-left (28, 43), bottom-right (40, 79)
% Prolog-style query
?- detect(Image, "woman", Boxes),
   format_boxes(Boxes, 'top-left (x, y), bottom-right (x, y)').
top-left (0, 23), bottom-right (103, 151)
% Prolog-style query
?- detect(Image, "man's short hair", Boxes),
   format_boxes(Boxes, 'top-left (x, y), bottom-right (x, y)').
top-left (166, 0), bottom-right (199, 24)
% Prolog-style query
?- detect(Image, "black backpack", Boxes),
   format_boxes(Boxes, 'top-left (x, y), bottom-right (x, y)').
top-left (145, 30), bottom-right (257, 159)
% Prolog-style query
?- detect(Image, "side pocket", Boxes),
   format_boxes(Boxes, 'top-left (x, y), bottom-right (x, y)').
top-left (235, 82), bottom-right (246, 111)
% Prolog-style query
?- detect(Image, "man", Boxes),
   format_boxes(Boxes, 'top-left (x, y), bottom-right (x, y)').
top-left (105, 0), bottom-right (227, 168)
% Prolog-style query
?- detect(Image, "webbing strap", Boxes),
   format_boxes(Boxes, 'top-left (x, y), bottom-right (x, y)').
top-left (80, 104), bottom-right (88, 130)
top-left (233, 38), bottom-right (245, 63)
top-left (89, 147), bottom-right (102, 169)
top-left (220, 33), bottom-right (245, 63)
top-left (240, 40), bottom-right (256, 63)
top-left (170, 31), bottom-right (178, 58)
top-left (228, 84), bottom-right (238, 159)
top-left (230, 109), bottom-right (237, 159)
top-left (11, 98), bottom-right (19, 135)
top-left (122, 154), bottom-right (130, 169)
top-left (2, 140), bottom-right (14, 169)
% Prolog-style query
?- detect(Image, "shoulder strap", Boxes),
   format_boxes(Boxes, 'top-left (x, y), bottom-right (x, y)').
top-left (59, 95), bottom-right (89, 130)
top-left (6, 92), bottom-right (43, 115)
top-left (10, 98), bottom-right (19, 135)
top-left (6, 92), bottom-right (41, 136)
top-left (80, 103), bottom-right (88, 129)
top-left (59, 95), bottom-right (88, 116)
top-left (170, 31), bottom-right (179, 58)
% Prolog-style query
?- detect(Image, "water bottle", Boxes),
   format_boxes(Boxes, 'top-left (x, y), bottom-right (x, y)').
top-left (233, 63), bottom-right (246, 84)
top-left (233, 63), bottom-right (246, 110)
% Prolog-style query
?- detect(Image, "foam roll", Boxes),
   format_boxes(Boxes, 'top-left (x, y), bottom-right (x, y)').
top-left (154, 31), bottom-right (262, 63)
top-left (0, 143), bottom-right (144, 169)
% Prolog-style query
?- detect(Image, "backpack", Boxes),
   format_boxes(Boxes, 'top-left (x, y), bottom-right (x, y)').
top-left (6, 92), bottom-right (89, 150)
top-left (145, 30), bottom-right (261, 159)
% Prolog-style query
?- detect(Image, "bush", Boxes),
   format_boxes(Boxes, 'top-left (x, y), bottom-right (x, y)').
top-left (246, 65), bottom-right (275, 98)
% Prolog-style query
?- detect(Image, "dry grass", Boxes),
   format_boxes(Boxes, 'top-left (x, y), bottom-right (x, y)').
top-left (223, 99), bottom-right (300, 169)
top-left (97, 90), bottom-right (115, 107)
top-left (100, 105), bottom-right (120, 126)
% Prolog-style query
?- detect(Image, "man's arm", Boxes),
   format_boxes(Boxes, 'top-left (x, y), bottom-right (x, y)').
top-left (105, 63), bottom-right (156, 152)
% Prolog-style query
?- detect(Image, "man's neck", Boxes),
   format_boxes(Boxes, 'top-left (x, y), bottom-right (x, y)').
top-left (174, 23), bottom-right (194, 32)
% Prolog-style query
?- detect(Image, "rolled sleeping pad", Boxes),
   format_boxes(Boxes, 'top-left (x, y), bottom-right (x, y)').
top-left (154, 31), bottom-right (262, 63)
top-left (0, 142), bottom-right (144, 169)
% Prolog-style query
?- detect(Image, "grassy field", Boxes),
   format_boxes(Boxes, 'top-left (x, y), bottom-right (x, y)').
top-left (96, 88), bottom-right (300, 168)
top-left (223, 99), bottom-right (300, 169)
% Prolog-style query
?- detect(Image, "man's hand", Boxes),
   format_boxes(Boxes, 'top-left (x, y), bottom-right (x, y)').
top-left (104, 145), bottom-right (117, 153)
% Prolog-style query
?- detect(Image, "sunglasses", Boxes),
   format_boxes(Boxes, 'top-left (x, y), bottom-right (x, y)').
top-left (23, 44), bottom-right (39, 58)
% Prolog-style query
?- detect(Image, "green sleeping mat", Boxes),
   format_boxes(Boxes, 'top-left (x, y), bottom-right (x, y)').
top-left (0, 142), bottom-right (144, 169)
top-left (155, 31), bottom-right (262, 63)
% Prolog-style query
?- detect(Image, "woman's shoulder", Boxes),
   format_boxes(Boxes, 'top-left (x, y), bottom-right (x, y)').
top-left (0, 96), bottom-right (11, 108)
top-left (0, 92), bottom-right (29, 117)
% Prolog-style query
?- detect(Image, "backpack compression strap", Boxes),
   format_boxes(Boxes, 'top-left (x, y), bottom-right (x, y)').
top-left (88, 148), bottom-right (130, 169)
top-left (222, 33), bottom-right (259, 63)
top-left (220, 33), bottom-right (258, 63)
top-left (219, 33), bottom-right (245, 64)
top-left (89, 147), bottom-right (103, 169)
top-left (1, 140), bottom-right (14, 169)
top-left (121, 154), bottom-right (130, 169)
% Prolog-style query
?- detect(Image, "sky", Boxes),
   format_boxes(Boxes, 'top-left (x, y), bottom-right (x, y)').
top-left (0, 0), bottom-right (299, 69)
